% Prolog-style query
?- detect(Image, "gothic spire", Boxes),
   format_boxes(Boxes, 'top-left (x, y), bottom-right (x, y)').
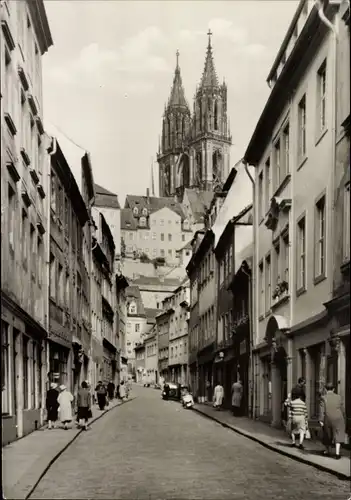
top-left (167, 50), bottom-right (189, 109)
top-left (199, 29), bottom-right (219, 89)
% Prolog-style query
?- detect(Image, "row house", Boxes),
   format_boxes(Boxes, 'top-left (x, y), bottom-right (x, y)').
top-left (186, 230), bottom-right (216, 402)
top-left (91, 207), bottom-right (117, 387)
top-left (135, 341), bottom-right (146, 384)
top-left (156, 296), bottom-right (173, 382)
top-left (48, 140), bottom-right (93, 402)
top-left (243, 0), bottom-right (348, 428)
top-left (144, 327), bottom-right (158, 385)
top-left (116, 273), bottom-right (129, 383)
top-left (324, 2), bottom-right (350, 432)
top-left (1, 0), bottom-right (53, 444)
top-left (168, 281), bottom-right (190, 385)
top-left (214, 205), bottom-right (253, 413)
top-left (125, 285), bottom-right (150, 377)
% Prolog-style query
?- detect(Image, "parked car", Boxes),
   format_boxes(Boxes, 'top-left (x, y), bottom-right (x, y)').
top-left (161, 382), bottom-right (179, 400)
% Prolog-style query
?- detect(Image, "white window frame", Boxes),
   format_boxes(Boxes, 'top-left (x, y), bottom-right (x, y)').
top-left (314, 195), bottom-right (326, 279)
top-left (297, 216), bottom-right (306, 291)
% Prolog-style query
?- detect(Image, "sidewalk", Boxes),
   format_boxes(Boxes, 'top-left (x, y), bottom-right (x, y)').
top-left (193, 403), bottom-right (350, 480)
top-left (2, 397), bottom-right (135, 500)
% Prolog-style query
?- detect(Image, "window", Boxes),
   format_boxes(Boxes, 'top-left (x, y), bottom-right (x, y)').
top-left (259, 262), bottom-right (264, 317)
top-left (258, 171), bottom-right (264, 220)
top-left (30, 225), bottom-right (35, 280)
top-left (160, 219), bottom-right (164, 226)
top-left (161, 233), bottom-right (164, 241)
top-left (273, 240), bottom-right (280, 289)
top-left (129, 302), bottom-right (137, 315)
top-left (182, 234), bottom-right (185, 242)
top-left (283, 124), bottom-right (290, 175)
top-left (168, 233), bottom-right (172, 242)
top-left (51, 173), bottom-right (56, 212)
top-left (129, 232), bottom-right (133, 240)
top-left (22, 210), bottom-right (28, 264)
top-left (344, 183), bottom-right (350, 261)
top-left (265, 158), bottom-right (271, 210)
top-left (297, 216), bottom-right (306, 291)
top-left (298, 95), bottom-right (307, 161)
top-left (133, 207), bottom-right (138, 215)
top-left (135, 324), bottom-right (140, 333)
top-left (139, 217), bottom-right (146, 227)
top-left (160, 249), bottom-right (165, 257)
top-left (152, 232), bottom-right (156, 240)
top-left (50, 253), bottom-right (56, 299)
top-left (274, 140), bottom-right (281, 190)
top-left (317, 61), bottom-right (327, 133)
top-left (58, 264), bottom-right (63, 305)
top-left (282, 230), bottom-right (290, 283)
top-left (37, 237), bottom-right (43, 287)
top-left (31, 341), bottom-right (37, 408)
top-left (23, 336), bottom-right (29, 409)
top-left (2, 322), bottom-right (10, 415)
top-left (315, 196), bottom-right (326, 279)
top-left (64, 196), bottom-right (69, 231)
top-left (8, 184), bottom-right (15, 249)
top-left (265, 255), bottom-right (271, 311)
top-left (168, 249), bottom-right (172, 256)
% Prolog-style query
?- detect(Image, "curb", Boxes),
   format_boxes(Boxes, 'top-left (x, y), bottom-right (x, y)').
top-left (192, 407), bottom-right (350, 481)
top-left (25, 397), bottom-right (137, 500)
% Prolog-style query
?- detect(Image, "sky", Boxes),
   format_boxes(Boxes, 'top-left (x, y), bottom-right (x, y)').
top-left (42, 0), bottom-right (299, 204)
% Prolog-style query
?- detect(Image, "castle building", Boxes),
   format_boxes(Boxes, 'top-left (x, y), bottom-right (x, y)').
top-left (157, 31), bottom-right (232, 200)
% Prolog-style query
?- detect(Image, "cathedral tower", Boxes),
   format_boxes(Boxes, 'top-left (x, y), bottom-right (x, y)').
top-left (190, 30), bottom-right (231, 191)
top-left (157, 51), bottom-right (191, 198)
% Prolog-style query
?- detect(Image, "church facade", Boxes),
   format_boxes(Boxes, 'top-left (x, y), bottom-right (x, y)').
top-left (157, 32), bottom-right (232, 200)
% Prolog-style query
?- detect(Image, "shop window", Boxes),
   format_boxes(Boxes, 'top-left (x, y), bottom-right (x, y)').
top-left (23, 335), bottom-right (29, 409)
top-left (2, 322), bottom-right (10, 415)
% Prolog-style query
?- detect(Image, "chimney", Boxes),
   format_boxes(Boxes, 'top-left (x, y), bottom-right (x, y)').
top-left (146, 188), bottom-right (150, 200)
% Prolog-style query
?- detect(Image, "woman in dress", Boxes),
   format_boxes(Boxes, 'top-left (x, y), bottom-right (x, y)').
top-left (46, 383), bottom-right (59, 430)
top-left (119, 381), bottom-right (126, 401)
top-left (57, 385), bottom-right (74, 430)
top-left (319, 382), bottom-right (346, 459)
top-left (288, 390), bottom-right (308, 449)
top-left (213, 382), bottom-right (224, 410)
top-left (77, 381), bottom-right (91, 431)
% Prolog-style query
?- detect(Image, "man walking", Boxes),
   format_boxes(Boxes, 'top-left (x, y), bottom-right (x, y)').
top-left (95, 381), bottom-right (107, 410)
top-left (107, 381), bottom-right (115, 401)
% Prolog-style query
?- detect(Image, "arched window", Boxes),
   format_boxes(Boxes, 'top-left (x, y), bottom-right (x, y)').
top-left (214, 101), bottom-right (218, 130)
top-left (129, 302), bottom-right (137, 315)
top-left (182, 156), bottom-right (190, 188)
top-left (142, 208), bottom-right (148, 216)
top-left (139, 217), bottom-right (146, 227)
top-left (133, 207), bottom-right (139, 216)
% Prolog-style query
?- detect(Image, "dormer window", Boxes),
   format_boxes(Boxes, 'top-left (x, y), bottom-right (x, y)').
top-left (129, 302), bottom-right (137, 315)
top-left (133, 207), bottom-right (138, 216)
top-left (183, 219), bottom-right (189, 230)
top-left (139, 217), bottom-right (147, 227)
top-left (142, 208), bottom-right (148, 216)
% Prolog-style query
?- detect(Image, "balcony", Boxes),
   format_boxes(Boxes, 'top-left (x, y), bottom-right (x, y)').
top-left (21, 184), bottom-right (32, 207)
top-left (20, 148), bottom-right (31, 166)
top-left (30, 168), bottom-right (39, 185)
top-left (18, 66), bottom-right (29, 91)
top-left (271, 280), bottom-right (289, 309)
top-left (37, 184), bottom-right (46, 199)
top-left (27, 94), bottom-right (38, 116)
top-left (265, 197), bottom-right (292, 231)
top-left (4, 112), bottom-right (17, 136)
top-left (6, 160), bottom-right (20, 183)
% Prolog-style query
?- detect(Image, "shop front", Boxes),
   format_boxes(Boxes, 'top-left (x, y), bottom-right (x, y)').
top-left (197, 344), bottom-right (215, 403)
top-left (103, 338), bottom-right (118, 385)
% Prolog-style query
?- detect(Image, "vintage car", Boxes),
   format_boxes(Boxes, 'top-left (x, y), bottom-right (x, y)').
top-left (161, 382), bottom-right (179, 400)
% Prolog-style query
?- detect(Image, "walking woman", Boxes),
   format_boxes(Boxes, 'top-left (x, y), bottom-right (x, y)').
top-left (119, 380), bottom-right (126, 401)
top-left (57, 385), bottom-right (74, 430)
top-left (77, 381), bottom-right (91, 431)
top-left (319, 382), bottom-right (346, 459)
top-left (46, 383), bottom-right (59, 430)
top-left (288, 390), bottom-right (308, 449)
top-left (213, 382), bottom-right (224, 410)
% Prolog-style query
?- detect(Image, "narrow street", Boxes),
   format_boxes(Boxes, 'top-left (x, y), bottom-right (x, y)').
top-left (30, 387), bottom-right (349, 500)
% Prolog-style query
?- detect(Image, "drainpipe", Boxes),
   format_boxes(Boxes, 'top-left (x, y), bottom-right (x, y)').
top-left (45, 136), bottom-right (57, 395)
top-left (242, 159), bottom-right (256, 419)
top-left (315, 0), bottom-right (339, 299)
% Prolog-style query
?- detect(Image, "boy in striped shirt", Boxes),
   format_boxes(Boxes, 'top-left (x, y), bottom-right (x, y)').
top-left (288, 390), bottom-right (309, 449)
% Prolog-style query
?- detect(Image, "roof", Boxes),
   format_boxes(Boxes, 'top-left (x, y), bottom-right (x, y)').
top-left (184, 189), bottom-right (213, 223)
top-left (94, 184), bottom-right (120, 209)
top-left (199, 37), bottom-right (219, 89)
top-left (177, 240), bottom-right (192, 252)
top-left (126, 286), bottom-right (145, 316)
top-left (167, 53), bottom-right (189, 110)
top-left (125, 195), bottom-right (185, 220)
top-left (144, 308), bottom-right (161, 319)
top-left (132, 275), bottom-right (182, 288)
top-left (27, 0), bottom-right (53, 55)
top-left (121, 208), bottom-right (138, 230)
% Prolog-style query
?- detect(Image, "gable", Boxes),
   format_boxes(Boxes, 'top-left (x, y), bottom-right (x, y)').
top-left (150, 206), bottom-right (181, 221)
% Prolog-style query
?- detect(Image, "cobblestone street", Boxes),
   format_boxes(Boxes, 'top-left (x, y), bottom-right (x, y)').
top-left (30, 386), bottom-right (349, 500)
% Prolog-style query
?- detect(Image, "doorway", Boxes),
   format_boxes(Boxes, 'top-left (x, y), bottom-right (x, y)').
top-left (274, 347), bottom-right (287, 426)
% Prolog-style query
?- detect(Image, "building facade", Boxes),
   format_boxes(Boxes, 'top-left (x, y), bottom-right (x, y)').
top-left (116, 273), bottom-right (129, 382)
top-left (157, 34), bottom-right (231, 199)
top-left (244, 0), bottom-right (345, 428)
top-left (144, 327), bottom-right (158, 385)
top-left (168, 282), bottom-right (190, 385)
top-left (156, 306), bottom-right (171, 382)
top-left (1, 0), bottom-right (53, 444)
top-left (134, 342), bottom-right (146, 384)
top-left (324, 2), bottom-right (350, 434)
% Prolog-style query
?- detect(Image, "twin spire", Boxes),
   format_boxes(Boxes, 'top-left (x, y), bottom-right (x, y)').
top-left (166, 29), bottom-right (219, 111)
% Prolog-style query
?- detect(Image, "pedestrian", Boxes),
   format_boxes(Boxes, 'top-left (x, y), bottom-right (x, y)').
top-left (107, 381), bottom-right (115, 401)
top-left (119, 380), bottom-right (126, 401)
top-left (285, 377), bottom-right (306, 406)
top-left (57, 385), bottom-right (74, 430)
top-left (288, 389), bottom-right (308, 449)
top-left (163, 383), bottom-right (170, 401)
top-left (46, 382), bottom-right (59, 430)
top-left (319, 382), bottom-right (346, 459)
top-left (231, 379), bottom-right (243, 416)
top-left (77, 381), bottom-right (92, 431)
top-left (116, 383), bottom-right (120, 399)
top-left (213, 382), bottom-right (224, 410)
top-left (95, 381), bottom-right (107, 410)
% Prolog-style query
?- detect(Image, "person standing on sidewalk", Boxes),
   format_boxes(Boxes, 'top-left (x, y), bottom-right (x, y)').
top-left (46, 383), bottom-right (59, 430)
top-left (95, 381), bottom-right (107, 410)
top-left (77, 381), bottom-right (91, 431)
top-left (57, 385), bottom-right (74, 430)
top-left (288, 390), bottom-right (308, 449)
top-left (213, 382), bottom-right (224, 410)
top-left (319, 382), bottom-right (346, 460)
top-left (107, 381), bottom-right (115, 401)
top-left (231, 379), bottom-right (243, 416)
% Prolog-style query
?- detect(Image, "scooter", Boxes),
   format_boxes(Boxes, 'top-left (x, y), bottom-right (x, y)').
top-left (182, 392), bottom-right (194, 409)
